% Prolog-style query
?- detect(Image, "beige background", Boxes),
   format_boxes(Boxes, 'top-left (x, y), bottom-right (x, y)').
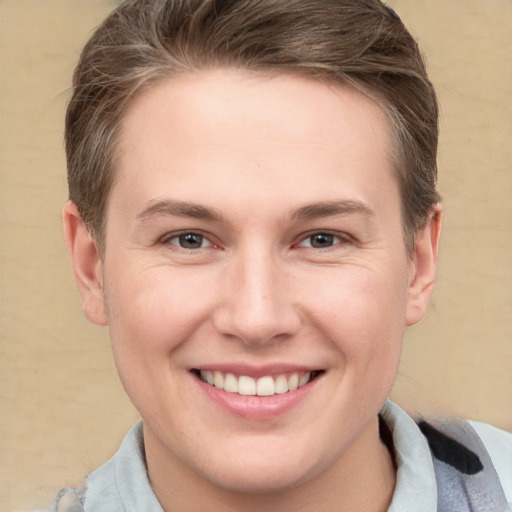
top-left (1, 0), bottom-right (511, 510)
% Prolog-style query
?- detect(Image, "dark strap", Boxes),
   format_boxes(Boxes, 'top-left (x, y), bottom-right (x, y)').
top-left (419, 418), bottom-right (509, 512)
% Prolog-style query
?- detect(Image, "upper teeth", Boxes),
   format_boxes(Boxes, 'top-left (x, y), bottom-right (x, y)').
top-left (200, 370), bottom-right (312, 396)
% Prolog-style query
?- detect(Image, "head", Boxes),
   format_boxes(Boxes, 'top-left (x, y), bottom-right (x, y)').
top-left (66, 0), bottom-right (440, 255)
top-left (63, 0), bottom-right (442, 506)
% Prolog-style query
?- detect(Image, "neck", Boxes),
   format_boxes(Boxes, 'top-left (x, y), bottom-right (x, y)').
top-left (145, 417), bottom-right (396, 512)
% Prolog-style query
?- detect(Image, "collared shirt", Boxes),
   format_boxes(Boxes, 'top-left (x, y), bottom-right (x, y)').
top-left (50, 401), bottom-right (512, 511)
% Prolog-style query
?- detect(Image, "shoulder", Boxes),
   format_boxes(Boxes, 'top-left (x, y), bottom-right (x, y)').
top-left (50, 422), bottom-right (163, 512)
top-left (469, 420), bottom-right (512, 504)
top-left (382, 401), bottom-right (512, 511)
top-left (49, 425), bottom-right (134, 512)
top-left (417, 413), bottom-right (512, 510)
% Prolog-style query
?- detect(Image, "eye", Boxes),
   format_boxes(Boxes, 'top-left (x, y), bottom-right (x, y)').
top-left (165, 232), bottom-right (213, 250)
top-left (297, 232), bottom-right (349, 249)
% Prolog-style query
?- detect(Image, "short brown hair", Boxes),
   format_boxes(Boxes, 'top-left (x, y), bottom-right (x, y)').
top-left (66, 0), bottom-right (440, 252)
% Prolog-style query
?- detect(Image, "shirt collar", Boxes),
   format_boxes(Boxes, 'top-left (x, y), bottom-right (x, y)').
top-left (382, 400), bottom-right (437, 512)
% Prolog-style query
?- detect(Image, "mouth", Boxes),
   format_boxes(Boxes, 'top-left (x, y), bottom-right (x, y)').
top-left (192, 369), bottom-right (324, 397)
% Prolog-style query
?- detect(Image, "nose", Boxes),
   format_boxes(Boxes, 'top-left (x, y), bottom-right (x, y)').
top-left (212, 247), bottom-right (301, 347)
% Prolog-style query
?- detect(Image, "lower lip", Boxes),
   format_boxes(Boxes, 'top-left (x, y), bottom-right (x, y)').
top-left (193, 374), bottom-right (320, 421)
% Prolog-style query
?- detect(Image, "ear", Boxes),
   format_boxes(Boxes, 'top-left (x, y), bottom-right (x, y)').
top-left (62, 201), bottom-right (107, 326)
top-left (405, 204), bottom-right (442, 326)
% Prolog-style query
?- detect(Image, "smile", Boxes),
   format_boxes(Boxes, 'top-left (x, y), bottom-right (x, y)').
top-left (196, 370), bottom-right (322, 397)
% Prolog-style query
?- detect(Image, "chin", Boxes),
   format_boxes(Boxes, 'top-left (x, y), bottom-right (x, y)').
top-left (206, 465), bottom-right (312, 495)
top-left (195, 443), bottom-right (325, 495)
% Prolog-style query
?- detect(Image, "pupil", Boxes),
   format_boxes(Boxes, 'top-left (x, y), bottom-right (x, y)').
top-left (311, 233), bottom-right (334, 248)
top-left (179, 233), bottom-right (203, 249)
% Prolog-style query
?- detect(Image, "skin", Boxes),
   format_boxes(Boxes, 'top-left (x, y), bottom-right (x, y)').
top-left (63, 69), bottom-right (441, 512)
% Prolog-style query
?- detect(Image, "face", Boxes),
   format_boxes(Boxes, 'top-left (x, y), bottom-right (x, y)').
top-left (65, 69), bottom-right (439, 498)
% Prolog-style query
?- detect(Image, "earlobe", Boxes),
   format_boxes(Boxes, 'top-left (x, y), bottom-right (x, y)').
top-left (62, 201), bottom-right (108, 326)
top-left (405, 204), bottom-right (442, 326)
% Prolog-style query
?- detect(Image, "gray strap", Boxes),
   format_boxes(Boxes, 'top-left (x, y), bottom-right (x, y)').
top-left (430, 419), bottom-right (509, 512)
top-left (49, 487), bottom-right (85, 512)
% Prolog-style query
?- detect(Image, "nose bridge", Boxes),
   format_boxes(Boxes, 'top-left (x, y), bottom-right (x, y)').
top-left (214, 242), bottom-right (299, 345)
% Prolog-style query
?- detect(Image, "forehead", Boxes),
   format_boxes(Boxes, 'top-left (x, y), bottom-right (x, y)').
top-left (113, 69), bottom-right (398, 220)
top-left (120, 69), bottom-right (392, 150)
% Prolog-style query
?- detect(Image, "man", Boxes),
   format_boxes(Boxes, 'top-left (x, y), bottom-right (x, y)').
top-left (53, 0), bottom-right (512, 510)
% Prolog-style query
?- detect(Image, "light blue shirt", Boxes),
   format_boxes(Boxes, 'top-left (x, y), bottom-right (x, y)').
top-left (50, 401), bottom-right (512, 511)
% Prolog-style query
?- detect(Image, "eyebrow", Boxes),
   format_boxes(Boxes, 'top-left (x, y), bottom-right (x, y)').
top-left (136, 199), bottom-right (375, 224)
top-left (291, 200), bottom-right (375, 221)
top-left (136, 200), bottom-right (227, 223)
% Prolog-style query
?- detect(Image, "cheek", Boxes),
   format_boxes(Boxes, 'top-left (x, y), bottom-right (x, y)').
top-left (103, 267), bottom-right (217, 419)
top-left (303, 265), bottom-right (407, 366)
top-left (104, 265), bottom-right (216, 361)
